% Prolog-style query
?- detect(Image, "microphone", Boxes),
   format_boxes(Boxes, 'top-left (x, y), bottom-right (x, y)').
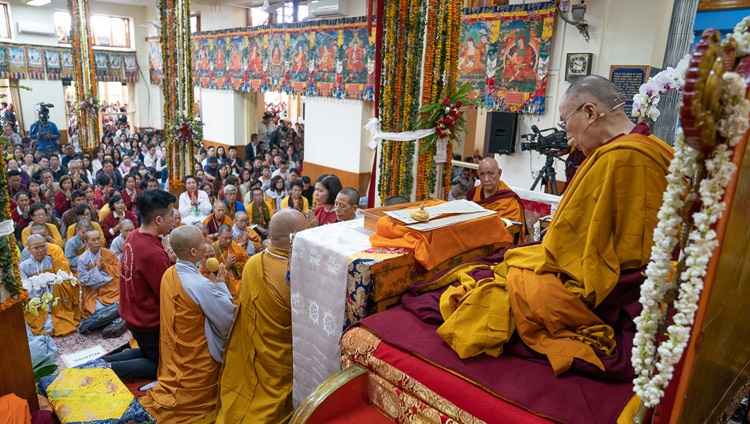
top-left (206, 257), bottom-right (220, 273)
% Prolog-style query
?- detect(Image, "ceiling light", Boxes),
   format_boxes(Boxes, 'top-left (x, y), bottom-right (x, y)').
top-left (26, 0), bottom-right (52, 6)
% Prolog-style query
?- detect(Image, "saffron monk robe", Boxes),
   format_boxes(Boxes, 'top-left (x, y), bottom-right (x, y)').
top-left (213, 224), bottom-right (249, 301)
top-left (77, 229), bottom-right (120, 320)
top-left (139, 226), bottom-right (235, 423)
top-left (20, 224), bottom-right (66, 265)
top-left (20, 234), bottom-right (79, 336)
top-left (216, 209), bottom-right (309, 423)
top-left (438, 76), bottom-right (674, 377)
top-left (204, 201), bottom-right (234, 241)
top-left (467, 157), bottom-right (527, 236)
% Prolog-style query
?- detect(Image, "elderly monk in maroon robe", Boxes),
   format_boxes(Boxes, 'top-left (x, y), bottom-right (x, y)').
top-left (467, 157), bottom-right (527, 235)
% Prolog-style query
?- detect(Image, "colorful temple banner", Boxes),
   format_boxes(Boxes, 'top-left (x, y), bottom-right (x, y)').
top-left (459, 2), bottom-right (556, 114)
top-left (0, 43), bottom-right (136, 83)
top-left (150, 16), bottom-right (377, 101)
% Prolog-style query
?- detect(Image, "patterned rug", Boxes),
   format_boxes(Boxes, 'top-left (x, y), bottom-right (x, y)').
top-left (52, 329), bottom-right (132, 370)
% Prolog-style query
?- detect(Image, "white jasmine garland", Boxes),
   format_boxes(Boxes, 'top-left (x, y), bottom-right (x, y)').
top-left (728, 16), bottom-right (750, 55)
top-left (632, 72), bottom-right (748, 409)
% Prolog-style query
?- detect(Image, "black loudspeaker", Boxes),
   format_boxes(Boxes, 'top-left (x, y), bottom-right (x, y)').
top-left (483, 111), bottom-right (518, 156)
top-left (61, 77), bottom-right (72, 87)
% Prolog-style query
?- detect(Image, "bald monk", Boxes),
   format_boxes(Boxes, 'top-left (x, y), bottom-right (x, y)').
top-left (213, 224), bottom-right (250, 301)
top-left (199, 243), bottom-right (217, 279)
top-left (20, 224), bottom-right (66, 264)
top-left (64, 219), bottom-right (94, 276)
top-left (438, 75), bottom-right (674, 376)
top-left (232, 211), bottom-right (263, 255)
top-left (216, 209), bottom-right (309, 423)
top-left (467, 157), bottom-right (527, 235)
top-left (204, 201), bottom-right (233, 241)
top-left (77, 229), bottom-right (120, 319)
top-left (21, 234), bottom-right (79, 336)
top-left (140, 226), bottom-right (236, 423)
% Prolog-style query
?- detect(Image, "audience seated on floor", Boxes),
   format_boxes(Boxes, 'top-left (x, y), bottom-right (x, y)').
top-left (77, 229), bottom-right (120, 320)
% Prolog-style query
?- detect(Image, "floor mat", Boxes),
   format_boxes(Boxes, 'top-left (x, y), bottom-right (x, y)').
top-left (52, 329), bottom-right (132, 370)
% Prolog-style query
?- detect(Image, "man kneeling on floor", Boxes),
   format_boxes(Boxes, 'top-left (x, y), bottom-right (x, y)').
top-left (139, 225), bottom-right (236, 423)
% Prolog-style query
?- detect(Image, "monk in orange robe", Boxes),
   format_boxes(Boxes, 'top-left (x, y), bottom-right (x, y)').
top-left (20, 234), bottom-right (79, 336)
top-left (77, 229), bottom-right (120, 319)
top-left (199, 242), bottom-right (217, 279)
top-left (213, 224), bottom-right (249, 301)
top-left (204, 201), bottom-right (233, 241)
top-left (140, 226), bottom-right (235, 423)
top-left (467, 157), bottom-right (527, 236)
top-left (438, 76), bottom-right (674, 375)
top-left (216, 209), bottom-right (309, 423)
top-left (20, 224), bottom-right (67, 266)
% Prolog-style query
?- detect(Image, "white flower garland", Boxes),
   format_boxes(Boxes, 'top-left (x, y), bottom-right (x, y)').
top-left (728, 16), bottom-right (750, 55)
top-left (631, 54), bottom-right (691, 122)
top-left (632, 72), bottom-right (749, 408)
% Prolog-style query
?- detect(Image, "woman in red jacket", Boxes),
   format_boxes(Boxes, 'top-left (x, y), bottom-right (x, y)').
top-left (101, 194), bottom-right (139, 244)
top-left (53, 175), bottom-right (73, 217)
top-left (121, 174), bottom-right (142, 215)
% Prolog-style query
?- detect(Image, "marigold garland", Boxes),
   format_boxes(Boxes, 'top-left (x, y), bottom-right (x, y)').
top-left (0, 136), bottom-right (24, 304)
top-left (68, 0), bottom-right (101, 152)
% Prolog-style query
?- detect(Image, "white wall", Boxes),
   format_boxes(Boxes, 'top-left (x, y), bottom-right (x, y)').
top-left (6, 0), bottom-right (154, 132)
top-left (201, 89), bottom-right (247, 145)
top-left (488, 0), bottom-right (674, 190)
top-left (304, 97), bottom-right (372, 174)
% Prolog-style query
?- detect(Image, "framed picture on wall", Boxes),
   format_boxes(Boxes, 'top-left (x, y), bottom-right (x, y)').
top-left (565, 53), bottom-right (593, 81)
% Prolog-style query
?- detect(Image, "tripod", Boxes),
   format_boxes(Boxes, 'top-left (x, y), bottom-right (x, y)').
top-left (530, 153), bottom-right (559, 195)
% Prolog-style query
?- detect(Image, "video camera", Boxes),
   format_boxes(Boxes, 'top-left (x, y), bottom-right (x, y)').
top-left (36, 102), bottom-right (54, 120)
top-left (520, 125), bottom-right (569, 155)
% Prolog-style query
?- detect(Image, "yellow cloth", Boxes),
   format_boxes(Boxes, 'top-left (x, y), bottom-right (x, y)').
top-left (140, 266), bottom-right (221, 423)
top-left (438, 134), bottom-right (674, 373)
top-left (21, 223), bottom-right (63, 249)
top-left (98, 204), bottom-right (110, 221)
top-left (213, 241), bottom-right (249, 301)
top-left (216, 247), bottom-right (293, 423)
top-left (471, 180), bottom-right (527, 235)
top-left (47, 368), bottom-right (133, 423)
top-left (280, 195), bottom-right (309, 213)
top-left (370, 200), bottom-right (513, 271)
top-left (80, 248), bottom-right (120, 320)
top-left (0, 394), bottom-right (31, 424)
top-left (24, 256), bottom-right (79, 337)
top-left (65, 221), bottom-right (106, 242)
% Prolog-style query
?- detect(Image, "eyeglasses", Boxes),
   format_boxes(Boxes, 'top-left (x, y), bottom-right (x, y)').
top-left (558, 103), bottom-right (588, 131)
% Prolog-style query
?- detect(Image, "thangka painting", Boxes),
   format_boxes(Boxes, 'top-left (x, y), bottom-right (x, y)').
top-left (459, 2), bottom-right (556, 114)
top-left (124, 54), bottom-right (138, 83)
top-left (61, 50), bottom-right (74, 80)
top-left (150, 16), bottom-right (376, 101)
top-left (108, 54), bottom-right (123, 82)
top-left (227, 36), bottom-right (248, 91)
top-left (44, 49), bottom-right (62, 80)
top-left (26, 48), bottom-right (45, 80)
top-left (94, 52), bottom-right (110, 81)
top-left (0, 46), bottom-right (10, 79)
top-left (8, 47), bottom-right (27, 79)
top-left (149, 40), bottom-right (163, 85)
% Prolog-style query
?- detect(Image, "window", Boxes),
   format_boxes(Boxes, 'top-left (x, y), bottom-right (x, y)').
top-left (190, 14), bottom-right (200, 33)
top-left (54, 11), bottom-right (131, 48)
top-left (274, 2), bottom-right (308, 23)
top-left (0, 4), bottom-right (10, 39)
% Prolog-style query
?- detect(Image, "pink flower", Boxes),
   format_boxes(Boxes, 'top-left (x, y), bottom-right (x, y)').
top-left (443, 98), bottom-right (451, 106)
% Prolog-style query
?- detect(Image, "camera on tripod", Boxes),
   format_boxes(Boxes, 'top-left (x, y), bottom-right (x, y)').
top-left (520, 125), bottom-right (569, 155)
top-left (36, 102), bottom-right (54, 120)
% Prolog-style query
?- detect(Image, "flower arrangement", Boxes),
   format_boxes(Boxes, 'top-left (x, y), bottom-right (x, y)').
top-left (631, 54), bottom-right (691, 123)
top-left (727, 16), bottom-right (750, 55)
top-left (23, 271), bottom-right (78, 316)
top-left (75, 94), bottom-right (101, 119)
top-left (167, 114), bottom-right (204, 150)
top-left (631, 28), bottom-right (750, 413)
top-left (416, 83), bottom-right (473, 153)
top-left (0, 136), bottom-right (23, 309)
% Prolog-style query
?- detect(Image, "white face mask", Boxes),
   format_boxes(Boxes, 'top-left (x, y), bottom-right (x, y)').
top-left (139, 170), bottom-right (148, 176)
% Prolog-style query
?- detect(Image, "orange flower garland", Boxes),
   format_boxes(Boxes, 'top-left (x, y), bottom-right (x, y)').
top-left (68, 0), bottom-right (101, 152)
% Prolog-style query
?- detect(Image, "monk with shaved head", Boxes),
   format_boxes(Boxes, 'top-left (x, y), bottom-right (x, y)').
top-left (467, 156), bottom-right (527, 235)
top-left (140, 225), bottom-right (236, 423)
top-left (217, 209), bottom-right (309, 423)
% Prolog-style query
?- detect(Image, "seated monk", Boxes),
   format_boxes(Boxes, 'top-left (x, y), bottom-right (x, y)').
top-left (213, 224), bottom-right (249, 301)
top-left (199, 242), bottom-right (216, 279)
top-left (232, 211), bottom-right (262, 255)
top-left (64, 219), bottom-right (94, 276)
top-left (64, 204), bottom-right (106, 242)
top-left (204, 201), bottom-right (233, 241)
top-left (140, 226), bottom-right (235, 423)
top-left (21, 234), bottom-right (79, 336)
top-left (20, 224), bottom-right (66, 264)
top-left (216, 209), bottom-right (309, 423)
top-left (77, 229), bottom-right (120, 319)
top-left (438, 76), bottom-right (673, 377)
top-left (467, 157), bottom-right (527, 235)
top-left (21, 203), bottom-right (63, 249)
